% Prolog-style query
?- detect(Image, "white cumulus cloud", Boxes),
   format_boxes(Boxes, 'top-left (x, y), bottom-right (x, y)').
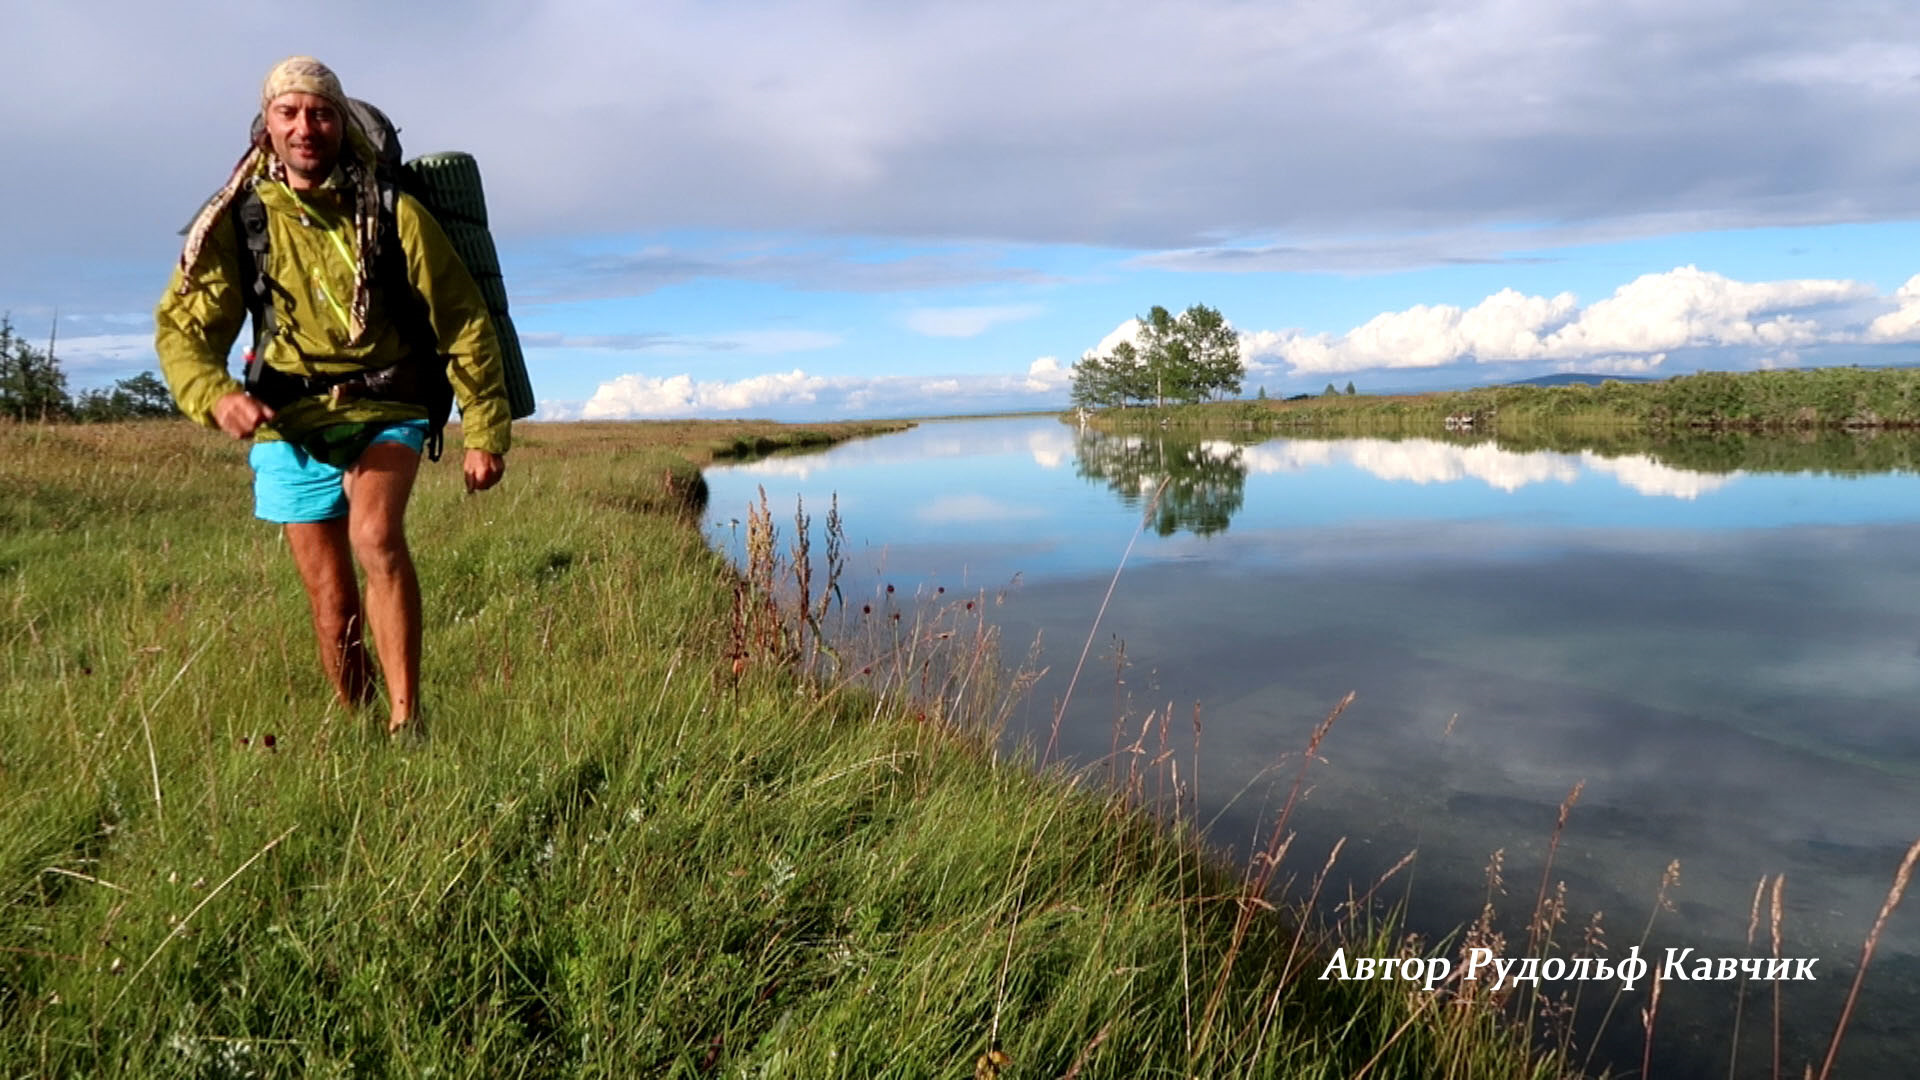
top-left (1539, 266), bottom-right (1867, 357)
top-left (583, 369), bottom-right (831, 419)
top-left (1243, 267), bottom-right (1877, 376)
top-left (1025, 355), bottom-right (1070, 391)
top-left (1562, 352), bottom-right (1668, 375)
top-left (1866, 274), bottom-right (1920, 343)
top-left (1085, 319), bottom-right (1146, 359)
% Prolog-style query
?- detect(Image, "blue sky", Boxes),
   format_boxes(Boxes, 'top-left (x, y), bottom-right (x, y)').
top-left (6, 1), bottom-right (1920, 420)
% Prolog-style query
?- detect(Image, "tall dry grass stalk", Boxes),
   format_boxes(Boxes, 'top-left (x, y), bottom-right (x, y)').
top-left (1189, 690), bottom-right (1353, 1065)
top-left (1640, 966), bottom-right (1663, 1080)
top-left (1728, 874), bottom-right (1770, 1080)
top-left (1045, 476), bottom-right (1169, 764)
top-left (1814, 836), bottom-right (1920, 1080)
top-left (1526, 781), bottom-right (1584, 958)
top-left (1585, 858), bottom-right (1681, 1075)
top-left (1771, 873), bottom-right (1785, 1080)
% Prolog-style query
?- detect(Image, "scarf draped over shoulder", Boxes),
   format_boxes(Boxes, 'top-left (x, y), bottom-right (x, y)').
top-left (175, 122), bottom-right (385, 347)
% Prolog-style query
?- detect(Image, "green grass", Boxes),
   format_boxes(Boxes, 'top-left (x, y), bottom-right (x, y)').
top-left (1, 418), bottom-right (1570, 1078)
top-left (1096, 366), bottom-right (1920, 435)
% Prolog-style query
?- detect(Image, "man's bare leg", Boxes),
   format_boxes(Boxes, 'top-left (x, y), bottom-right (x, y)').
top-left (284, 518), bottom-right (375, 709)
top-left (344, 442), bottom-right (424, 733)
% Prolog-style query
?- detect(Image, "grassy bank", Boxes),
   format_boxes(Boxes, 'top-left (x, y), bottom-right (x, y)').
top-left (2, 419), bottom-right (1565, 1077)
top-left (1098, 366), bottom-right (1920, 435)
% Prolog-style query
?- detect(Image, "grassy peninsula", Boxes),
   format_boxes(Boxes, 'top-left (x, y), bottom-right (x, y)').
top-left (0, 419), bottom-right (1571, 1077)
top-left (1103, 366), bottom-right (1920, 435)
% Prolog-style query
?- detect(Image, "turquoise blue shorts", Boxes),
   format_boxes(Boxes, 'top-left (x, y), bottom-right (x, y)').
top-left (248, 421), bottom-right (429, 523)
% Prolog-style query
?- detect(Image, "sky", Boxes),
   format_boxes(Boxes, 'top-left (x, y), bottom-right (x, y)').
top-left (6, 0), bottom-right (1920, 421)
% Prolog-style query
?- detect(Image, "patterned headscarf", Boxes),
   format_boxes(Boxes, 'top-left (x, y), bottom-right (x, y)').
top-left (176, 56), bottom-right (383, 346)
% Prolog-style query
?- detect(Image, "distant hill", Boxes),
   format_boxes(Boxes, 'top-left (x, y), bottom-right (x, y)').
top-left (1500, 373), bottom-right (1655, 388)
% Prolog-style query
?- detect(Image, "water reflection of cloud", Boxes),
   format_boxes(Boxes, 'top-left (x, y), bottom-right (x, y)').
top-left (1580, 452), bottom-right (1738, 499)
top-left (1028, 427), bottom-right (1073, 468)
top-left (731, 457), bottom-right (820, 479)
top-left (1237, 441), bottom-right (1336, 472)
top-left (917, 493), bottom-right (1047, 523)
top-left (1347, 440), bottom-right (1579, 492)
top-left (1236, 437), bottom-right (1728, 500)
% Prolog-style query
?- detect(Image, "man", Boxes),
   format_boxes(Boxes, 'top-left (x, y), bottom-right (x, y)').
top-left (157, 57), bottom-right (510, 736)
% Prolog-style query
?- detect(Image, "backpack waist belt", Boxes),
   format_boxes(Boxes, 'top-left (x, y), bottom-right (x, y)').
top-left (245, 357), bottom-right (431, 412)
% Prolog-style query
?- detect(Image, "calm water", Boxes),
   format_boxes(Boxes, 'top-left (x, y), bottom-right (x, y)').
top-left (704, 416), bottom-right (1920, 1078)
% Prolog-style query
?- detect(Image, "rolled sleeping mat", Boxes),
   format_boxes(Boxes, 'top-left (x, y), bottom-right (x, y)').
top-left (406, 151), bottom-right (489, 228)
top-left (406, 152), bottom-right (535, 419)
top-left (490, 311), bottom-right (536, 423)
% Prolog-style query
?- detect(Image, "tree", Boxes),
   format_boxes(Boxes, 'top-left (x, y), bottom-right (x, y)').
top-left (1179, 304), bottom-right (1242, 402)
top-left (73, 372), bottom-right (180, 422)
top-left (1069, 350), bottom-right (1115, 409)
top-left (1136, 306), bottom-right (1186, 407)
top-left (1071, 304), bottom-right (1246, 410)
top-left (0, 315), bottom-right (72, 421)
top-left (1345, 381), bottom-right (1356, 396)
top-left (1323, 383), bottom-right (1338, 397)
top-left (1071, 340), bottom-right (1152, 409)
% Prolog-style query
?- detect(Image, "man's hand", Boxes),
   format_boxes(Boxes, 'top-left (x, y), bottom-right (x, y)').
top-left (212, 391), bottom-right (275, 439)
top-left (464, 449), bottom-right (506, 493)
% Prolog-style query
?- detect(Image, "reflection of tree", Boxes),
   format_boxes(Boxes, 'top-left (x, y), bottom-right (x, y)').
top-left (1074, 429), bottom-right (1248, 537)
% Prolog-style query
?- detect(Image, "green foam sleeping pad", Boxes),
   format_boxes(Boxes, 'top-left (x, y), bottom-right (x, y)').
top-left (406, 152), bottom-right (535, 420)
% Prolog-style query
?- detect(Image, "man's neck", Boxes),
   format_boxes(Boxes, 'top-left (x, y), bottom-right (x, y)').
top-left (284, 166), bottom-right (329, 192)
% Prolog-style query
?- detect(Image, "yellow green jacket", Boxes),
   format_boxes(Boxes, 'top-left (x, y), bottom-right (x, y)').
top-left (155, 170), bottom-right (511, 454)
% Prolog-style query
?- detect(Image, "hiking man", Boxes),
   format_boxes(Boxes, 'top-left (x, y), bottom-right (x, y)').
top-left (156, 56), bottom-right (511, 735)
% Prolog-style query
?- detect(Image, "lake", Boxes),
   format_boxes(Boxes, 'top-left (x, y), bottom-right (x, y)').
top-left (704, 414), bottom-right (1920, 1079)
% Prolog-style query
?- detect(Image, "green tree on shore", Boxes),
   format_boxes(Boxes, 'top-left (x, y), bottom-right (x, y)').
top-left (1071, 304), bottom-right (1244, 408)
top-left (1, 314), bottom-right (178, 422)
top-left (0, 315), bottom-right (71, 421)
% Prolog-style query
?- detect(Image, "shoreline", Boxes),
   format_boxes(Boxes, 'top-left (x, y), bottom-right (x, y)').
top-left (1, 416), bottom-right (1568, 1076)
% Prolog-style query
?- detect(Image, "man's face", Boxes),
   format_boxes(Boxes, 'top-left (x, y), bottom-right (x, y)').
top-left (263, 92), bottom-right (343, 188)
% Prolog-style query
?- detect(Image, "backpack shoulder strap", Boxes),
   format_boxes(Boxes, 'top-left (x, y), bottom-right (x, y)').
top-left (374, 175), bottom-right (454, 463)
top-left (232, 185), bottom-right (277, 391)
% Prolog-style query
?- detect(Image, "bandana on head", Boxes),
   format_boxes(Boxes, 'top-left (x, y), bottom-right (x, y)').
top-left (176, 56), bottom-right (383, 347)
top-left (261, 56), bottom-right (349, 116)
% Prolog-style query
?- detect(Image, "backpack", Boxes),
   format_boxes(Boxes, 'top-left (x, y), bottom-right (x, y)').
top-left (232, 99), bottom-right (536, 461)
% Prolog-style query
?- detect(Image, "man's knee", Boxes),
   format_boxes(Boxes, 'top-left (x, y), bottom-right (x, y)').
top-left (350, 516), bottom-right (412, 576)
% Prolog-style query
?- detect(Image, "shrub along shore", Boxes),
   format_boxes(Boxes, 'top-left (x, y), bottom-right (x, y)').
top-left (1, 418), bottom-right (1567, 1077)
top-left (1099, 365), bottom-right (1920, 435)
